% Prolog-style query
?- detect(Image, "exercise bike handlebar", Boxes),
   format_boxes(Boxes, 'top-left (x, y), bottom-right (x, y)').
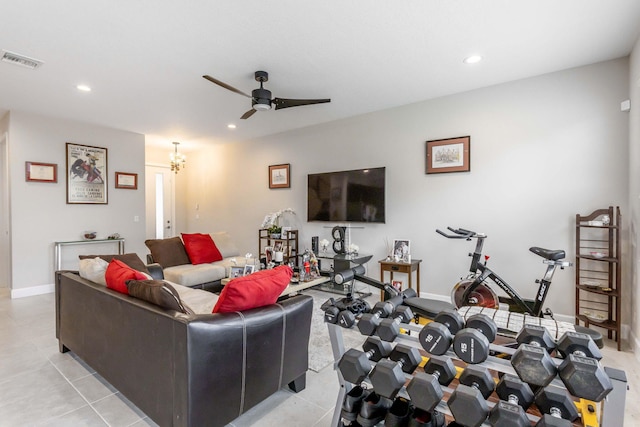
top-left (436, 227), bottom-right (480, 239)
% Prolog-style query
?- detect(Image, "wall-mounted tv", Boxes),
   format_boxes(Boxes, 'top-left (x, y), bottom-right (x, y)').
top-left (307, 167), bottom-right (385, 223)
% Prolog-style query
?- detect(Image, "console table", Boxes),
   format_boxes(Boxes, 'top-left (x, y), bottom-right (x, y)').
top-left (378, 258), bottom-right (422, 300)
top-left (54, 238), bottom-right (125, 271)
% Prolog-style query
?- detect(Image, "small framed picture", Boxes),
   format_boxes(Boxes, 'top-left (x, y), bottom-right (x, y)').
top-left (25, 161), bottom-right (57, 183)
top-left (115, 172), bottom-right (138, 189)
top-left (393, 239), bottom-right (410, 261)
top-left (426, 136), bottom-right (470, 174)
top-left (392, 280), bottom-right (403, 292)
top-left (229, 266), bottom-right (244, 278)
top-left (269, 163), bottom-right (290, 189)
top-left (243, 265), bottom-right (255, 275)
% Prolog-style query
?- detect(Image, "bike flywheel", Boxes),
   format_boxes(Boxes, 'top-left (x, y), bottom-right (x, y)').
top-left (451, 279), bottom-right (499, 309)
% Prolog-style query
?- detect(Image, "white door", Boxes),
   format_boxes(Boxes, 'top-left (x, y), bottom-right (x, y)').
top-left (145, 165), bottom-right (175, 239)
top-left (0, 133), bottom-right (10, 288)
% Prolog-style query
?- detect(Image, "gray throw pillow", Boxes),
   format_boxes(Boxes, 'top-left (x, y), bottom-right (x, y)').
top-left (79, 253), bottom-right (150, 275)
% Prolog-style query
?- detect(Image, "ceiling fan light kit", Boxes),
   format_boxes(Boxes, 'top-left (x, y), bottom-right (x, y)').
top-left (203, 70), bottom-right (330, 120)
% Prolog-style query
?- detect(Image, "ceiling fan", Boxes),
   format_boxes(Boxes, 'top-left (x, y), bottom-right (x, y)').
top-left (202, 71), bottom-right (331, 120)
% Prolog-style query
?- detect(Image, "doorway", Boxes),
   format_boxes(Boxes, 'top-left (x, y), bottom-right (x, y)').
top-left (0, 132), bottom-right (10, 289)
top-left (145, 165), bottom-right (175, 239)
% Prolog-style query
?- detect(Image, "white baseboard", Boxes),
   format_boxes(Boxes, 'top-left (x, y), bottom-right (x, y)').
top-left (11, 283), bottom-right (54, 299)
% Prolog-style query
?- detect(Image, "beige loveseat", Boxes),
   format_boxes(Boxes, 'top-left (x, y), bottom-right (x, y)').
top-left (145, 231), bottom-right (243, 291)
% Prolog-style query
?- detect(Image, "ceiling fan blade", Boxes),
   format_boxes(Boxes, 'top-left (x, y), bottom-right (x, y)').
top-left (202, 75), bottom-right (252, 98)
top-left (273, 98), bottom-right (331, 110)
top-left (240, 109), bottom-right (257, 120)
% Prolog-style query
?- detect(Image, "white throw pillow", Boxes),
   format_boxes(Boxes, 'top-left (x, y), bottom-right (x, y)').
top-left (78, 257), bottom-right (109, 286)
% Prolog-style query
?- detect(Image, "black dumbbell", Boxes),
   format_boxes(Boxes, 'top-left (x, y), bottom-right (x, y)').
top-left (406, 355), bottom-right (457, 413)
top-left (452, 314), bottom-right (497, 364)
top-left (337, 336), bottom-right (393, 384)
top-left (358, 300), bottom-right (396, 336)
top-left (369, 344), bottom-right (421, 399)
top-left (534, 385), bottom-right (579, 425)
top-left (558, 354), bottom-right (613, 402)
top-left (511, 344), bottom-right (557, 387)
top-left (517, 324), bottom-right (556, 353)
top-left (535, 414), bottom-right (572, 427)
top-left (447, 366), bottom-right (495, 427)
top-left (418, 309), bottom-right (465, 355)
top-left (488, 375), bottom-right (534, 427)
top-left (376, 305), bottom-right (414, 342)
top-left (556, 331), bottom-right (602, 360)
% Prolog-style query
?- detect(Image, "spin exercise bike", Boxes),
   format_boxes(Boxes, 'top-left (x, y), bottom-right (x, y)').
top-left (437, 226), bottom-right (571, 317)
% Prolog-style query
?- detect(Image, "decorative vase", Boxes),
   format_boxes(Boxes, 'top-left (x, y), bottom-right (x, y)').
top-left (271, 233), bottom-right (281, 239)
top-left (274, 251), bottom-right (284, 262)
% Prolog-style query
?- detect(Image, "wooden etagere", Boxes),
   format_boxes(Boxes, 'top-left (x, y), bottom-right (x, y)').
top-left (258, 228), bottom-right (299, 267)
top-left (575, 206), bottom-right (622, 350)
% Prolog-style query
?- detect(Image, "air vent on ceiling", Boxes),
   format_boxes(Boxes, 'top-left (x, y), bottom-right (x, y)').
top-left (1, 50), bottom-right (44, 70)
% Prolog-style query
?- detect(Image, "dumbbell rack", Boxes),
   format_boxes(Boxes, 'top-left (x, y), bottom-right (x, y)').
top-left (327, 321), bottom-right (628, 427)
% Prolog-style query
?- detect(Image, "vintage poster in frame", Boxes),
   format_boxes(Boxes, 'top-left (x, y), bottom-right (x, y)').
top-left (426, 136), bottom-right (470, 174)
top-left (66, 142), bottom-right (108, 204)
top-left (269, 163), bottom-right (290, 189)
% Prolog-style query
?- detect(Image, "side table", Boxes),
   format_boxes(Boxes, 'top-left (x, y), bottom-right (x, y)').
top-left (378, 258), bottom-right (422, 300)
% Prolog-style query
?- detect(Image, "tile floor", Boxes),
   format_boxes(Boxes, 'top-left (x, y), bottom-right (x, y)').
top-left (0, 288), bottom-right (637, 426)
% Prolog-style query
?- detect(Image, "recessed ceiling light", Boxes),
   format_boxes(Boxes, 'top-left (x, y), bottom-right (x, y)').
top-left (227, 124), bottom-right (236, 129)
top-left (76, 84), bottom-right (91, 92)
top-left (463, 55), bottom-right (483, 64)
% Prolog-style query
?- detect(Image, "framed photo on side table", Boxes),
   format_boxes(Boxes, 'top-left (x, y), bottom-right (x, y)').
top-left (25, 161), bottom-right (57, 183)
top-left (426, 136), bottom-right (470, 174)
top-left (229, 266), bottom-right (244, 278)
top-left (66, 142), bottom-right (108, 204)
top-left (269, 163), bottom-right (290, 189)
top-left (243, 265), bottom-right (255, 275)
top-left (393, 239), bottom-right (410, 261)
top-left (115, 172), bottom-right (138, 189)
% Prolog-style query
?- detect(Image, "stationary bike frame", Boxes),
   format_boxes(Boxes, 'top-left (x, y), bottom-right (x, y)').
top-left (438, 227), bottom-right (571, 317)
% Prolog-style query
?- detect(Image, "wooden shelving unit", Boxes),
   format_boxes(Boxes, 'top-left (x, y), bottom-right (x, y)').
top-left (258, 229), bottom-right (299, 267)
top-left (575, 206), bottom-right (622, 350)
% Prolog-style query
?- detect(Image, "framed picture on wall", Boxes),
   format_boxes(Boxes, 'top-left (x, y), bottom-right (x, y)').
top-left (269, 163), bottom-right (290, 189)
top-left (25, 161), bottom-right (57, 183)
top-left (66, 142), bottom-right (108, 204)
top-left (115, 172), bottom-right (138, 189)
top-left (426, 136), bottom-right (470, 174)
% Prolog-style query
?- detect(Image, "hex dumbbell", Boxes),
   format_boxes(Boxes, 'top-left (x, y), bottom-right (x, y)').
top-left (337, 337), bottom-right (393, 384)
top-left (447, 366), bottom-right (495, 427)
top-left (517, 324), bottom-right (556, 353)
top-left (488, 375), bottom-right (534, 427)
top-left (418, 309), bottom-right (465, 355)
top-left (406, 356), bottom-right (457, 413)
top-left (376, 305), bottom-right (414, 342)
top-left (556, 331), bottom-right (602, 360)
top-left (452, 314), bottom-right (497, 364)
top-left (369, 344), bottom-right (421, 399)
top-left (358, 300), bottom-right (395, 336)
top-left (534, 385), bottom-right (579, 426)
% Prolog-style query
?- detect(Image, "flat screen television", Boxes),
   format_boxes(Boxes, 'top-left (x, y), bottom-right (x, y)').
top-left (307, 167), bottom-right (385, 223)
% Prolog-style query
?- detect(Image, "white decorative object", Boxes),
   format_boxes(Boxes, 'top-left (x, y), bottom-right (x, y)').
top-left (320, 239), bottom-right (330, 253)
top-left (274, 251), bottom-right (284, 262)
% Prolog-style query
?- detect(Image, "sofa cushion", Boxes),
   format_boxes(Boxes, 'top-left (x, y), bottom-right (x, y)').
top-left (126, 279), bottom-right (193, 314)
top-left (213, 265), bottom-right (293, 313)
top-left (181, 233), bottom-right (223, 265)
top-left (145, 237), bottom-right (191, 268)
top-left (78, 257), bottom-right (109, 286)
top-left (105, 259), bottom-right (149, 294)
top-left (163, 263), bottom-right (227, 287)
top-left (171, 281), bottom-right (219, 314)
top-left (210, 231), bottom-right (241, 258)
top-left (79, 253), bottom-right (150, 275)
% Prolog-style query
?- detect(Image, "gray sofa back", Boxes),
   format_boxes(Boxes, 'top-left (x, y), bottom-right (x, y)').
top-left (55, 271), bottom-right (313, 427)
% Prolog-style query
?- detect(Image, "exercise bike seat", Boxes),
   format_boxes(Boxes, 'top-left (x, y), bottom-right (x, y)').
top-left (529, 247), bottom-right (566, 261)
top-left (403, 297), bottom-right (456, 319)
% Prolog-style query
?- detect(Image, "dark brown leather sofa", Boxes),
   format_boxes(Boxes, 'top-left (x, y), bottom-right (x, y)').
top-left (55, 271), bottom-right (313, 427)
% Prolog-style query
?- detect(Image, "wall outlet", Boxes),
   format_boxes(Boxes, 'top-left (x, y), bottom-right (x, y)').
top-left (134, 215), bottom-right (139, 222)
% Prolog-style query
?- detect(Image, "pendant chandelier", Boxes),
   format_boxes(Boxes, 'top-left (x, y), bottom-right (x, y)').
top-left (170, 141), bottom-right (186, 174)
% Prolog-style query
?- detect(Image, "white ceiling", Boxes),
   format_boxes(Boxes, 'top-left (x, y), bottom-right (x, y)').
top-left (1, 1), bottom-right (639, 151)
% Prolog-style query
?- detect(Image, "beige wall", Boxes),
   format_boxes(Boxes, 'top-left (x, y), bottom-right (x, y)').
top-left (7, 111), bottom-right (147, 292)
top-left (181, 58), bottom-right (631, 324)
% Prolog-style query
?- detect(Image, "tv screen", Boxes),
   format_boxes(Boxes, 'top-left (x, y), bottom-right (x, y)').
top-left (307, 167), bottom-right (385, 223)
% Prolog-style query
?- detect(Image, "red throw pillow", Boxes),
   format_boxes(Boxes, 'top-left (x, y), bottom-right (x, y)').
top-left (213, 265), bottom-right (293, 313)
top-left (105, 259), bottom-right (148, 294)
top-left (181, 233), bottom-right (223, 265)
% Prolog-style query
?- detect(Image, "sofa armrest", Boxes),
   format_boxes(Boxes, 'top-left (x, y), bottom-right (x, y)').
top-left (146, 263), bottom-right (164, 280)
